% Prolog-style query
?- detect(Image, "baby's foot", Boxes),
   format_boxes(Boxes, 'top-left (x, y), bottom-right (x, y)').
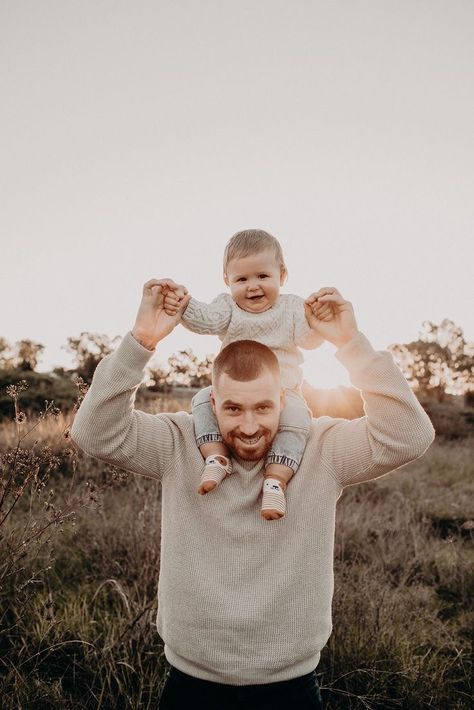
top-left (198, 455), bottom-right (233, 495)
top-left (261, 478), bottom-right (286, 520)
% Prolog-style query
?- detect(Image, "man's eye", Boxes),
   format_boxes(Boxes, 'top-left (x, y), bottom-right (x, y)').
top-left (225, 407), bottom-right (240, 413)
top-left (257, 406), bottom-right (270, 412)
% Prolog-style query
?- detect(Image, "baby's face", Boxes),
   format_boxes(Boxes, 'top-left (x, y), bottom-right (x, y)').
top-left (224, 249), bottom-right (285, 313)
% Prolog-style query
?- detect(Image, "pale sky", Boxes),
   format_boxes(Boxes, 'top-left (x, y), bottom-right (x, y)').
top-left (1, 0), bottom-right (473, 388)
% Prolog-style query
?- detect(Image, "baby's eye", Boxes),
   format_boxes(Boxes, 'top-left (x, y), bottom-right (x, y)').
top-left (236, 277), bottom-right (247, 283)
top-left (258, 274), bottom-right (269, 279)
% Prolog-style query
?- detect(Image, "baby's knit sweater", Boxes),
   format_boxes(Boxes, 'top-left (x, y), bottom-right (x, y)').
top-left (70, 331), bottom-right (435, 686)
top-left (181, 293), bottom-right (323, 390)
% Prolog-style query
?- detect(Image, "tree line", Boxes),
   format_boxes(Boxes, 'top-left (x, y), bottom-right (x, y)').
top-left (0, 319), bottom-right (472, 419)
top-left (0, 334), bottom-right (213, 388)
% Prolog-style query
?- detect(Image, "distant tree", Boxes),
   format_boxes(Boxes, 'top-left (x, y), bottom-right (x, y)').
top-left (389, 319), bottom-right (474, 401)
top-left (147, 363), bottom-right (172, 393)
top-left (191, 353), bottom-right (214, 388)
top-left (12, 340), bottom-right (45, 371)
top-left (65, 332), bottom-right (121, 382)
top-left (167, 349), bottom-right (214, 388)
top-left (0, 337), bottom-right (13, 369)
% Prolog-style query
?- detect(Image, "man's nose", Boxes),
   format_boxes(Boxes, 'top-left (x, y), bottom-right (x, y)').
top-left (239, 413), bottom-right (259, 436)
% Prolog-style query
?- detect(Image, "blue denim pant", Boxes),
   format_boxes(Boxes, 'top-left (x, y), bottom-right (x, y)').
top-left (159, 665), bottom-right (323, 709)
top-left (192, 386), bottom-right (312, 473)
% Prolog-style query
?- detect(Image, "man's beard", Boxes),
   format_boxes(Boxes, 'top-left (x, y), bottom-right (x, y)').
top-left (223, 427), bottom-right (274, 461)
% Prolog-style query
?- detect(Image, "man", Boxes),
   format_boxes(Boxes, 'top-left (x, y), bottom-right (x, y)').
top-left (71, 279), bottom-right (435, 710)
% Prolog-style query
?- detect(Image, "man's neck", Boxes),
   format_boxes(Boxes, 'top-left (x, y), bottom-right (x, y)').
top-left (231, 455), bottom-right (264, 471)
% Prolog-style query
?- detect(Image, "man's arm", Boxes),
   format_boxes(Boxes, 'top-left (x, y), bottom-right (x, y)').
top-left (314, 332), bottom-right (435, 487)
top-left (70, 279), bottom-right (191, 480)
top-left (70, 333), bottom-right (184, 480)
top-left (304, 287), bottom-right (435, 486)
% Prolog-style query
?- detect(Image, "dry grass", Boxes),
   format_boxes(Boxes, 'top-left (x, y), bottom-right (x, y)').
top-left (0, 407), bottom-right (472, 708)
top-left (324, 437), bottom-right (473, 708)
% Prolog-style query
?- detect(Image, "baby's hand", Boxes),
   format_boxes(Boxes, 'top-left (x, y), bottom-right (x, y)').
top-left (305, 291), bottom-right (334, 323)
top-left (163, 284), bottom-right (189, 316)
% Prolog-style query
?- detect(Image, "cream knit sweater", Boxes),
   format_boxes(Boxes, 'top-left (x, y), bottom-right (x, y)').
top-left (70, 331), bottom-right (435, 686)
top-left (181, 293), bottom-right (323, 390)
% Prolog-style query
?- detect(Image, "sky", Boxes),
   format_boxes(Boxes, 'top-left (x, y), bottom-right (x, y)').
top-left (1, 0), bottom-right (473, 389)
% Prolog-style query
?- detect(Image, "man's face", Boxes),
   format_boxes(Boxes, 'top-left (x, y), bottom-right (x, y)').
top-left (211, 370), bottom-right (284, 461)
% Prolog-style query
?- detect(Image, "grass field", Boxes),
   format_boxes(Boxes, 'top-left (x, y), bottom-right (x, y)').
top-left (0, 399), bottom-right (473, 708)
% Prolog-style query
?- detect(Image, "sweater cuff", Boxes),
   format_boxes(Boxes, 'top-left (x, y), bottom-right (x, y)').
top-left (335, 331), bottom-right (380, 371)
top-left (181, 296), bottom-right (198, 322)
top-left (116, 331), bottom-right (157, 369)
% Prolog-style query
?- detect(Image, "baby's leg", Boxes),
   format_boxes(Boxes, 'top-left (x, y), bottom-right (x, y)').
top-left (262, 464), bottom-right (294, 521)
top-left (192, 386), bottom-right (232, 495)
top-left (262, 391), bottom-right (312, 520)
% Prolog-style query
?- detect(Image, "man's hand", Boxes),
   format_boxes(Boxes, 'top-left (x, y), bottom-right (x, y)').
top-left (305, 287), bottom-right (359, 348)
top-left (132, 279), bottom-right (190, 351)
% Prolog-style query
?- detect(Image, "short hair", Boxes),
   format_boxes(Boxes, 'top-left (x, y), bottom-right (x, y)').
top-left (223, 229), bottom-right (287, 276)
top-left (212, 339), bottom-right (280, 387)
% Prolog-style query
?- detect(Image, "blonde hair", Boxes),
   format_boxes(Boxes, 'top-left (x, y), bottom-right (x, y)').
top-left (223, 229), bottom-right (287, 278)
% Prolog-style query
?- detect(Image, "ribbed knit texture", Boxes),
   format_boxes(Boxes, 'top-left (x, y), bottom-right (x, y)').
top-left (70, 331), bottom-right (435, 685)
top-left (181, 293), bottom-right (324, 390)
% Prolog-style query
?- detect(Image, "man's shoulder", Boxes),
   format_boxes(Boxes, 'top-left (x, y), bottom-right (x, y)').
top-left (304, 415), bottom-right (353, 472)
top-left (153, 410), bottom-right (195, 437)
top-left (308, 414), bottom-right (351, 440)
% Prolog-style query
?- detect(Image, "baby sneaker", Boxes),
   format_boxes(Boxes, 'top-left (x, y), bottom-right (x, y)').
top-left (198, 455), bottom-right (233, 495)
top-left (261, 477), bottom-right (286, 520)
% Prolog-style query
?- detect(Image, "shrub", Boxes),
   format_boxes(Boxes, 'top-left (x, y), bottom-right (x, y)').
top-left (0, 369), bottom-right (77, 419)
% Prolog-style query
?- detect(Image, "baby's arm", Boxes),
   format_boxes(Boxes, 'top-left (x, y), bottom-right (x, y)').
top-left (292, 295), bottom-right (329, 349)
top-left (165, 290), bottom-right (233, 337)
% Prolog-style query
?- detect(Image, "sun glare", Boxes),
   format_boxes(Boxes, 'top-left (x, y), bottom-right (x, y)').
top-left (302, 347), bottom-right (351, 391)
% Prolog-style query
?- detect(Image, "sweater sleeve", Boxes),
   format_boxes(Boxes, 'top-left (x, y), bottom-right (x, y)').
top-left (181, 293), bottom-right (233, 336)
top-left (70, 332), bottom-right (184, 482)
top-left (315, 332), bottom-right (435, 487)
top-left (291, 295), bottom-right (324, 350)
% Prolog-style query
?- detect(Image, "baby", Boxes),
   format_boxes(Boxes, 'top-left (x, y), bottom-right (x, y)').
top-left (164, 229), bottom-right (331, 520)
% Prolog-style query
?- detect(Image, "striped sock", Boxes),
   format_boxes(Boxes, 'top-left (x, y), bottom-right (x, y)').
top-left (198, 455), bottom-right (233, 495)
top-left (261, 477), bottom-right (286, 520)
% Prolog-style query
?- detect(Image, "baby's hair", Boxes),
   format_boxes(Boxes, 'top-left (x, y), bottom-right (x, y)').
top-left (212, 339), bottom-right (280, 387)
top-left (223, 229), bottom-right (287, 277)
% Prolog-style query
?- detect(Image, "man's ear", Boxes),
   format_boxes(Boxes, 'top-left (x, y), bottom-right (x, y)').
top-left (210, 389), bottom-right (217, 414)
top-left (279, 388), bottom-right (285, 413)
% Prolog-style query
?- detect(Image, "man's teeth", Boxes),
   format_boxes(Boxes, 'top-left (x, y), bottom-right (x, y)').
top-left (237, 435), bottom-right (262, 444)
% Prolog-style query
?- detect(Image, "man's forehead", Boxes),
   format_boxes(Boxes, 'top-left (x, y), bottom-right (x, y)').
top-left (214, 371), bottom-right (280, 401)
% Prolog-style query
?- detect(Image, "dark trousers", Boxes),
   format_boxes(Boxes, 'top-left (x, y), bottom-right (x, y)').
top-left (159, 665), bottom-right (323, 710)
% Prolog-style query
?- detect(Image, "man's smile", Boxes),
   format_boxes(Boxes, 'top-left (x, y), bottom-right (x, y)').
top-left (235, 434), bottom-right (264, 446)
